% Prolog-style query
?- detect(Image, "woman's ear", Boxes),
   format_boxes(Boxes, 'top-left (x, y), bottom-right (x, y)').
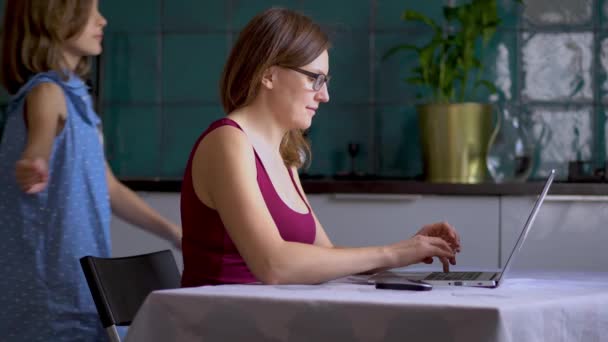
top-left (261, 66), bottom-right (276, 90)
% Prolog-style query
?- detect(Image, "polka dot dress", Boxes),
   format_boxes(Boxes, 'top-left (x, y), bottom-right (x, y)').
top-left (0, 71), bottom-right (110, 341)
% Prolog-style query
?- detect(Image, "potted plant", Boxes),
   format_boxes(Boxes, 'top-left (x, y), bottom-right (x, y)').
top-left (384, 0), bottom-right (522, 183)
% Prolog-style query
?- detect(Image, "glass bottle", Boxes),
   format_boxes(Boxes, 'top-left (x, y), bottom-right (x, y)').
top-left (486, 106), bottom-right (537, 183)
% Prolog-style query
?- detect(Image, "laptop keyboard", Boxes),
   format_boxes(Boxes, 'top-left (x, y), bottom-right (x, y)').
top-left (425, 272), bottom-right (482, 281)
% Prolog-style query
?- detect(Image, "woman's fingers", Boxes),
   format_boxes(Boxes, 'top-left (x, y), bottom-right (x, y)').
top-left (439, 256), bottom-right (450, 273)
top-left (425, 236), bottom-right (456, 272)
top-left (441, 222), bottom-right (461, 251)
top-left (421, 222), bottom-right (461, 252)
top-left (427, 236), bottom-right (454, 255)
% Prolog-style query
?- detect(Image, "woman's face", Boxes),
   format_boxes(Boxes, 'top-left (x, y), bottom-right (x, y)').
top-left (269, 50), bottom-right (330, 130)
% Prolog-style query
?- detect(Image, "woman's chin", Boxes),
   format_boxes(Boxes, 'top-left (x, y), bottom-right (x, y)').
top-left (298, 117), bottom-right (313, 130)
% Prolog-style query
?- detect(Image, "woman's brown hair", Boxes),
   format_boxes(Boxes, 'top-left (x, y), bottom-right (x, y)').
top-left (220, 7), bottom-right (330, 169)
top-left (1, 0), bottom-right (93, 94)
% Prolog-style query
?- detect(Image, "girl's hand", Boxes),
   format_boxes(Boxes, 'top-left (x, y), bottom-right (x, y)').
top-left (15, 158), bottom-right (49, 193)
top-left (169, 223), bottom-right (183, 250)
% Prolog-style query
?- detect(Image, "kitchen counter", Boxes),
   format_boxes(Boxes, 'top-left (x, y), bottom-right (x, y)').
top-left (121, 179), bottom-right (608, 196)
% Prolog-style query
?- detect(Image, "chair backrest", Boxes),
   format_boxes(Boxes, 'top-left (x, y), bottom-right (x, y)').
top-left (80, 250), bottom-right (181, 332)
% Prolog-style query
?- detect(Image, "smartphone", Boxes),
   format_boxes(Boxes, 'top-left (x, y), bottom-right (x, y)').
top-left (375, 278), bottom-right (433, 291)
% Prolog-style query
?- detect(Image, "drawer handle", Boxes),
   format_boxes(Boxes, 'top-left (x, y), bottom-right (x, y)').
top-left (331, 194), bottom-right (423, 201)
top-left (545, 195), bottom-right (608, 202)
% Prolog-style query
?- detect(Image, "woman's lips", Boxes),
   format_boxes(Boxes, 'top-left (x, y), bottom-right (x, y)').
top-left (306, 107), bottom-right (317, 114)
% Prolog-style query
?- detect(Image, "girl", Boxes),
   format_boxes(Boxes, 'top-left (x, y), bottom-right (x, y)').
top-left (0, 1), bottom-right (181, 341)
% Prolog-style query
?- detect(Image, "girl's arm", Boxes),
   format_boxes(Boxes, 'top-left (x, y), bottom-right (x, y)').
top-left (193, 126), bottom-right (456, 285)
top-left (106, 163), bottom-right (182, 248)
top-left (16, 83), bottom-right (66, 193)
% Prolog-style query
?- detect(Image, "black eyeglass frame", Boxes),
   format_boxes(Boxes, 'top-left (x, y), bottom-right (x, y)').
top-left (286, 67), bottom-right (330, 91)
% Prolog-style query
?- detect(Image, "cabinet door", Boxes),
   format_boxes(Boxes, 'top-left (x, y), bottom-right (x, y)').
top-left (308, 194), bottom-right (500, 270)
top-left (501, 196), bottom-right (608, 272)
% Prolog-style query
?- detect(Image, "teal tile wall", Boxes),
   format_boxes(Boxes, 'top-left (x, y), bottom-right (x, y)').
top-left (103, 105), bottom-right (162, 178)
top-left (163, 1), bottom-right (227, 31)
top-left (325, 32), bottom-right (369, 104)
top-left (376, 106), bottom-right (422, 178)
top-left (306, 104), bottom-right (372, 176)
top-left (1, 0), bottom-right (607, 181)
top-left (231, 1), bottom-right (299, 29)
top-left (160, 105), bottom-right (223, 177)
top-left (162, 34), bottom-right (228, 103)
top-left (100, 0), bottom-right (160, 32)
top-left (103, 33), bottom-right (160, 104)
top-left (99, 0), bottom-right (382, 179)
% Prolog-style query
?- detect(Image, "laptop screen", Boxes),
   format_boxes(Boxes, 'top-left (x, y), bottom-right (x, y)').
top-left (495, 169), bottom-right (555, 284)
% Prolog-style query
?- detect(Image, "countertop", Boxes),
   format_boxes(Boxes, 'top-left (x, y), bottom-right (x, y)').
top-left (121, 178), bottom-right (608, 196)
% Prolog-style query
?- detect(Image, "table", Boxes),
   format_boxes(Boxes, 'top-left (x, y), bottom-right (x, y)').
top-left (125, 272), bottom-right (608, 342)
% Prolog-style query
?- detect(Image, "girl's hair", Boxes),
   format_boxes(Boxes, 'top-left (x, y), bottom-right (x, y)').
top-left (220, 8), bottom-right (330, 169)
top-left (1, 0), bottom-right (93, 94)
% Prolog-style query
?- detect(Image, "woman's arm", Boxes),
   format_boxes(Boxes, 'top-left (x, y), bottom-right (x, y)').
top-left (106, 164), bottom-right (182, 248)
top-left (193, 126), bottom-right (455, 285)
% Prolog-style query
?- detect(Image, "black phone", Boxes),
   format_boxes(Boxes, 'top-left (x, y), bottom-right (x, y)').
top-left (375, 278), bottom-right (433, 291)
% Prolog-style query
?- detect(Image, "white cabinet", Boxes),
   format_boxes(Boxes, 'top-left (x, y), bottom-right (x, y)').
top-left (308, 194), bottom-right (500, 270)
top-left (501, 196), bottom-right (608, 272)
top-left (110, 192), bottom-right (183, 271)
top-left (109, 191), bottom-right (608, 275)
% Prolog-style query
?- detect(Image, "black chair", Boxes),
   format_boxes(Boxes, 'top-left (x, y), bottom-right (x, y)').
top-left (80, 250), bottom-right (181, 342)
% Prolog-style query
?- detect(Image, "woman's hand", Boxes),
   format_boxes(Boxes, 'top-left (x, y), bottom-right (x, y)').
top-left (415, 221), bottom-right (461, 272)
top-left (385, 233), bottom-right (456, 272)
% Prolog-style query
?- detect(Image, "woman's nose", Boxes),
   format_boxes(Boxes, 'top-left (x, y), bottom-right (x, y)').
top-left (315, 83), bottom-right (330, 103)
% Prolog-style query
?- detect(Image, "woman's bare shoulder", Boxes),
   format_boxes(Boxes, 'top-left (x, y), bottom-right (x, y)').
top-left (196, 124), bottom-right (252, 159)
top-left (190, 123), bottom-right (257, 208)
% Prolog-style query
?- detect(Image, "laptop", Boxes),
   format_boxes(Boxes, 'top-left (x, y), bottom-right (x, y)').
top-left (371, 169), bottom-right (556, 288)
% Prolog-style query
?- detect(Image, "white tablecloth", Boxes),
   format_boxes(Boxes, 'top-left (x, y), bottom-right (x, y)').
top-left (125, 272), bottom-right (608, 342)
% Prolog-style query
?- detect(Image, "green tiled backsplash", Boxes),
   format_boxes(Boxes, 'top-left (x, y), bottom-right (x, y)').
top-left (1, 1), bottom-right (607, 180)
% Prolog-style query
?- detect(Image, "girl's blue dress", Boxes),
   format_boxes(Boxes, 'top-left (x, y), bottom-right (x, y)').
top-left (0, 71), bottom-right (110, 341)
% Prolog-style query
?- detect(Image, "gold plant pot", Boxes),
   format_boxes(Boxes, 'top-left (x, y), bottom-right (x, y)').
top-left (418, 102), bottom-right (495, 183)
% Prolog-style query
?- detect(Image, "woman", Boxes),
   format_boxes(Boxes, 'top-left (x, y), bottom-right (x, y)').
top-left (180, 7), bottom-right (460, 286)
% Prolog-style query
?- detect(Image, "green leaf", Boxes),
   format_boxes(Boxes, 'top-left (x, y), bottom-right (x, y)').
top-left (410, 66), bottom-right (425, 80)
top-left (405, 77), bottom-right (427, 85)
top-left (443, 6), bottom-right (459, 22)
top-left (475, 80), bottom-right (498, 94)
top-left (402, 10), bottom-right (441, 34)
top-left (382, 44), bottom-right (419, 60)
top-left (382, 0), bottom-right (521, 103)
top-left (471, 57), bottom-right (482, 69)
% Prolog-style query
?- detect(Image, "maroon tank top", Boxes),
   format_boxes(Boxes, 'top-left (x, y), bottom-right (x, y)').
top-left (180, 118), bottom-right (316, 286)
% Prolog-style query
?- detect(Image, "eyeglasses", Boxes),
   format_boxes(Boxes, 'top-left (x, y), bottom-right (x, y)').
top-left (286, 67), bottom-right (330, 91)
